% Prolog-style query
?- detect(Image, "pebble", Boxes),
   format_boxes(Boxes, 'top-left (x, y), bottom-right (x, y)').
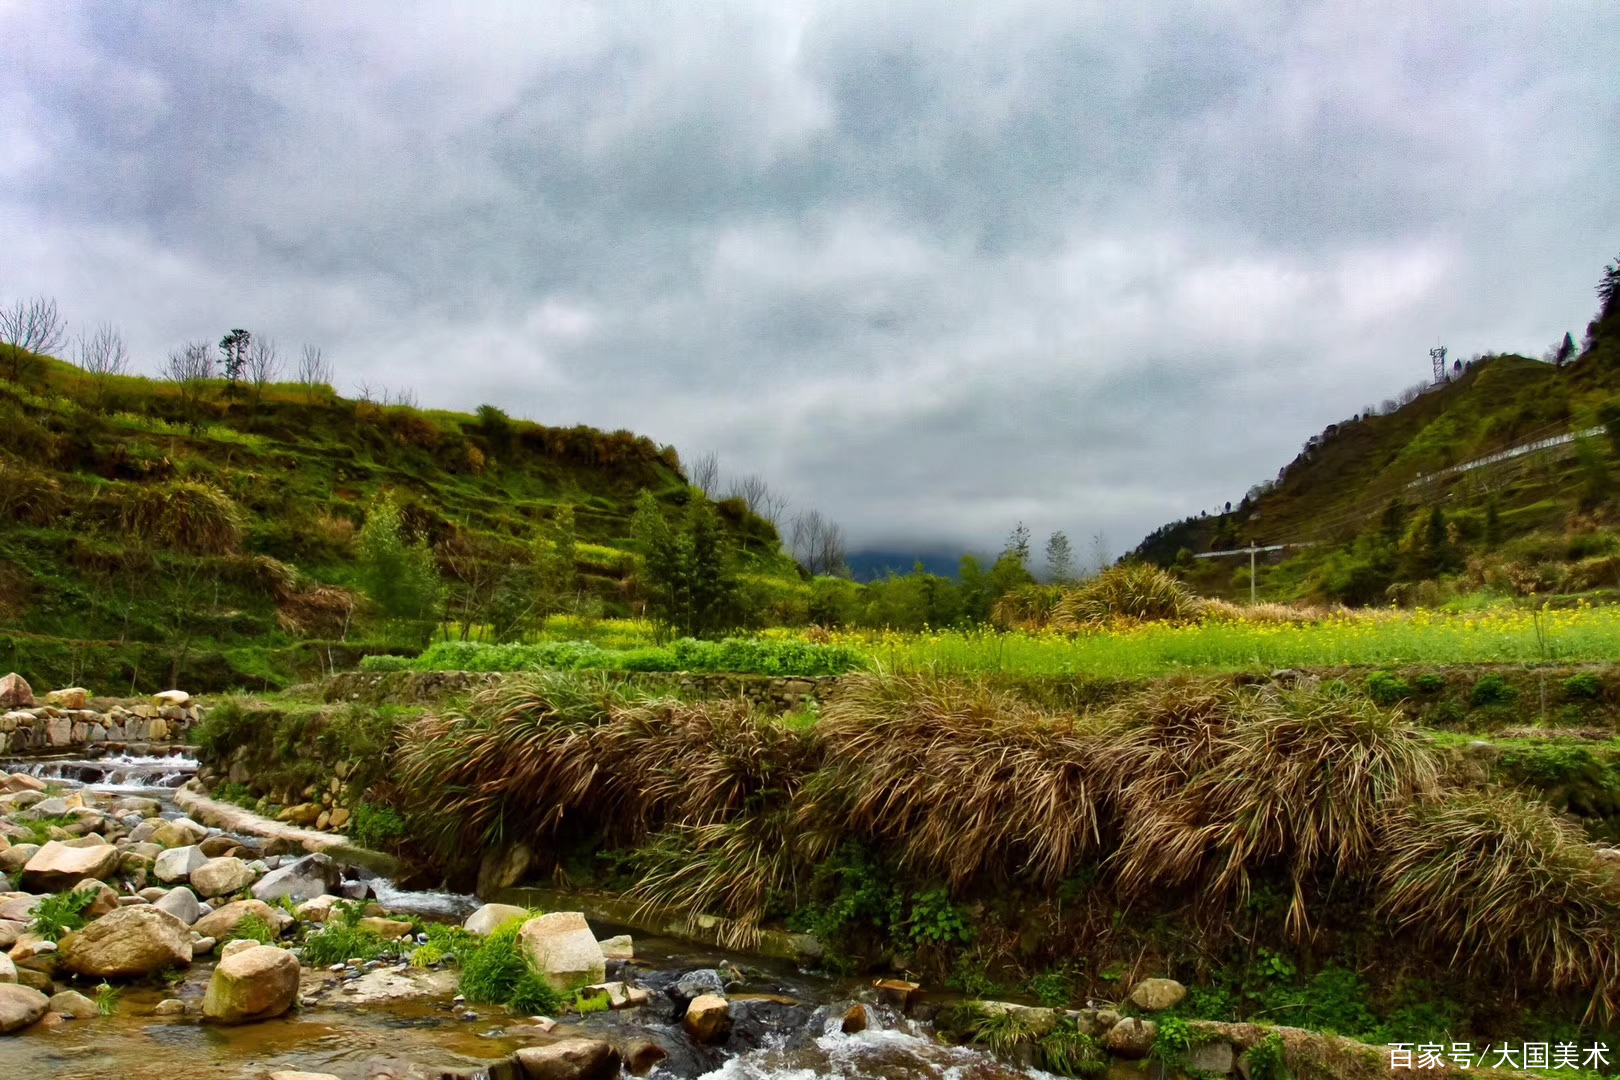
top-left (328, 964), bottom-right (346, 972)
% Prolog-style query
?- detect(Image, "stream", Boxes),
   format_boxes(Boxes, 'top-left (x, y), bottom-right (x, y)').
top-left (1, 752), bottom-right (1046, 1080)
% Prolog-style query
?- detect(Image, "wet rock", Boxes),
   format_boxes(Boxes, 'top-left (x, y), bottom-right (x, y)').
top-left (155, 885), bottom-right (201, 925)
top-left (0, 674), bottom-right (33, 710)
top-left (9, 934), bottom-right (54, 962)
top-left (841, 1003), bottom-right (868, 1033)
top-left (47, 989), bottom-right (98, 1019)
top-left (153, 997), bottom-right (187, 1016)
top-left (873, 978), bottom-right (921, 1012)
top-left (1128, 977), bottom-right (1186, 1012)
top-left (476, 843), bottom-right (533, 899)
top-left (684, 994), bottom-right (732, 1043)
top-left (620, 1038), bottom-right (667, 1077)
top-left (20, 839), bottom-right (121, 891)
top-left (464, 902), bottom-right (530, 936)
top-left (193, 898), bottom-right (281, 942)
top-left (597, 934), bottom-right (633, 960)
top-left (198, 835), bottom-right (239, 858)
top-left (252, 853), bottom-right (342, 905)
top-left (149, 818), bottom-right (207, 849)
top-left (0, 984), bottom-right (48, 1034)
top-left (1104, 1016), bottom-right (1158, 1058)
top-left (514, 1038), bottom-right (622, 1080)
top-left (190, 856), bottom-right (257, 898)
top-left (202, 944), bottom-right (300, 1023)
top-left (519, 912), bottom-right (605, 993)
top-left (671, 969), bottom-right (725, 1007)
top-left (59, 905), bottom-right (192, 977)
top-left (192, 935), bottom-right (216, 955)
top-left (14, 967), bottom-right (52, 995)
top-left (340, 880), bottom-right (371, 900)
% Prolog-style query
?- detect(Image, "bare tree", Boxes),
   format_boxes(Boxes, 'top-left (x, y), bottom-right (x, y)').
top-left (688, 450), bottom-right (721, 496)
top-left (790, 509), bottom-right (848, 577)
top-left (0, 296), bottom-right (68, 382)
top-left (75, 323), bottom-right (130, 410)
top-left (246, 336), bottom-right (280, 406)
top-left (726, 473), bottom-right (790, 526)
top-left (163, 340), bottom-right (215, 428)
top-left (297, 343), bottom-right (333, 401)
top-left (1088, 531), bottom-right (1111, 577)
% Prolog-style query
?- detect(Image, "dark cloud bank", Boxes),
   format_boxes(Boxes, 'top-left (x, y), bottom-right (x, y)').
top-left (3, 2), bottom-right (1617, 556)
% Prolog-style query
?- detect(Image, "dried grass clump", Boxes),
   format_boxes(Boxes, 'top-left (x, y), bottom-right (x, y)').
top-left (804, 673), bottom-right (1106, 887)
top-left (990, 584), bottom-right (1065, 630)
top-left (1109, 684), bottom-right (1441, 938)
top-left (119, 480), bottom-right (244, 555)
top-left (0, 456), bottom-right (63, 524)
top-left (1194, 598), bottom-right (1343, 623)
top-left (1377, 791), bottom-right (1620, 1017)
top-left (1051, 563), bottom-right (1197, 627)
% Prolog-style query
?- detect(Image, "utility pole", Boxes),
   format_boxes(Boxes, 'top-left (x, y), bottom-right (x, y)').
top-left (1192, 542), bottom-right (1314, 605)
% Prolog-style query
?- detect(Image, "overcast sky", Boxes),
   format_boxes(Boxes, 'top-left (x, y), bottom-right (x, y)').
top-left (3, 3), bottom-right (1617, 557)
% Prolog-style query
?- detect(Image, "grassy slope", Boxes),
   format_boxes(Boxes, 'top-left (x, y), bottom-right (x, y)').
top-left (0, 353), bottom-right (798, 691)
top-left (1135, 288), bottom-right (1620, 601)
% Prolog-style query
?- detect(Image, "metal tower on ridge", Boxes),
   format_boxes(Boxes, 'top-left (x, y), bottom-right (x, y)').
top-left (1431, 345), bottom-right (1448, 384)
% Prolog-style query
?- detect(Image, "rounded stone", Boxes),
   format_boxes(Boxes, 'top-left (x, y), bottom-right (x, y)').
top-left (202, 945), bottom-right (300, 1024)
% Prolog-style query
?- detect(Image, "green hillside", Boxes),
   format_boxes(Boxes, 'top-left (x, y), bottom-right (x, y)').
top-left (0, 353), bottom-right (793, 691)
top-left (1136, 257), bottom-right (1620, 605)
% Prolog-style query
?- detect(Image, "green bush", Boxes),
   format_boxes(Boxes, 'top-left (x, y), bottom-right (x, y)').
top-left (1365, 671), bottom-right (1411, 706)
top-left (1470, 674), bottom-right (1517, 706)
top-left (349, 802), bottom-right (406, 849)
top-left (1412, 673), bottom-right (1445, 694)
top-left (358, 654), bottom-right (414, 673)
top-left (1563, 672), bottom-right (1604, 701)
top-left (1246, 1030), bottom-right (1292, 1080)
top-left (29, 889), bottom-right (96, 942)
top-left (299, 903), bottom-right (404, 966)
top-left (457, 919), bottom-right (565, 1015)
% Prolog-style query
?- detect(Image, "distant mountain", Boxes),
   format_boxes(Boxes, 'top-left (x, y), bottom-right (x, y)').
top-left (843, 548), bottom-right (973, 582)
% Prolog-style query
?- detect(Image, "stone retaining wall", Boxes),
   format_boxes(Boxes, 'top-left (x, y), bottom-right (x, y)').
top-left (0, 699), bottom-right (201, 756)
top-left (322, 668), bottom-right (844, 712)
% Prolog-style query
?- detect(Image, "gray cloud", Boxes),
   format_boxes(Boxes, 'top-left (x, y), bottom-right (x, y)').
top-left (2, 1), bottom-right (1617, 554)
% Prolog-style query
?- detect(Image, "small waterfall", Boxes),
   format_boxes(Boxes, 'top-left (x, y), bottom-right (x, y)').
top-left (2, 751), bottom-right (199, 790)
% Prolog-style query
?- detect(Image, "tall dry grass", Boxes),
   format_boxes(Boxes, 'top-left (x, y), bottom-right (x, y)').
top-left (395, 670), bottom-right (1620, 1010)
top-left (119, 480), bottom-right (244, 555)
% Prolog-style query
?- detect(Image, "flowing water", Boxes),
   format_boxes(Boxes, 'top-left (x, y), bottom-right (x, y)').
top-left (0, 754), bottom-right (1049, 1080)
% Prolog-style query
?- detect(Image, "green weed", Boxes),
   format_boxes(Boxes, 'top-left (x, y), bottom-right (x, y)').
top-left (28, 889), bottom-right (96, 942)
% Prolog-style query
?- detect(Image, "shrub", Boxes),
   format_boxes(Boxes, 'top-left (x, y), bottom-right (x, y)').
top-left (1051, 564), bottom-right (1197, 626)
top-left (1412, 673), bottom-right (1445, 694)
top-left (349, 802), bottom-right (406, 849)
top-left (457, 919), bottom-right (565, 1015)
top-left (1246, 1030), bottom-right (1292, 1080)
top-left (222, 914), bottom-right (277, 946)
top-left (358, 654), bottom-right (414, 673)
top-left (29, 888), bottom-right (96, 942)
top-left (299, 903), bottom-right (403, 966)
top-left (1365, 671), bottom-right (1411, 706)
top-left (119, 480), bottom-right (244, 555)
top-left (1469, 674), bottom-right (1517, 707)
top-left (1563, 672), bottom-right (1604, 701)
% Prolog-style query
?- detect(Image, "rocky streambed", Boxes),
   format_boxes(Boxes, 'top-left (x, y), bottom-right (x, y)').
top-left (0, 757), bottom-right (1066, 1080)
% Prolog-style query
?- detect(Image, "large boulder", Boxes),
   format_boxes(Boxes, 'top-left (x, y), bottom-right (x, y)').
top-left (518, 912), bottom-right (605, 993)
top-left (1128, 977), bottom-right (1186, 1012)
top-left (20, 840), bottom-right (121, 892)
top-left (0, 674), bottom-right (33, 710)
top-left (153, 845), bottom-right (207, 885)
top-left (514, 1039), bottom-right (622, 1080)
top-left (47, 989), bottom-right (99, 1019)
top-left (192, 898), bottom-right (280, 942)
top-left (190, 857), bottom-right (256, 898)
top-left (476, 843), bottom-right (533, 898)
top-left (0, 984), bottom-right (48, 1034)
top-left (149, 819), bottom-right (207, 849)
top-left (154, 886), bottom-right (201, 925)
top-left (464, 903), bottom-right (530, 936)
top-left (59, 905), bottom-right (192, 978)
top-left (251, 853), bottom-right (341, 905)
top-left (201, 944), bottom-right (300, 1023)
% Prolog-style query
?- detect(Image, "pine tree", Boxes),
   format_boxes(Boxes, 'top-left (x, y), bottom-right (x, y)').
top-left (1004, 522), bottom-right (1032, 567)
